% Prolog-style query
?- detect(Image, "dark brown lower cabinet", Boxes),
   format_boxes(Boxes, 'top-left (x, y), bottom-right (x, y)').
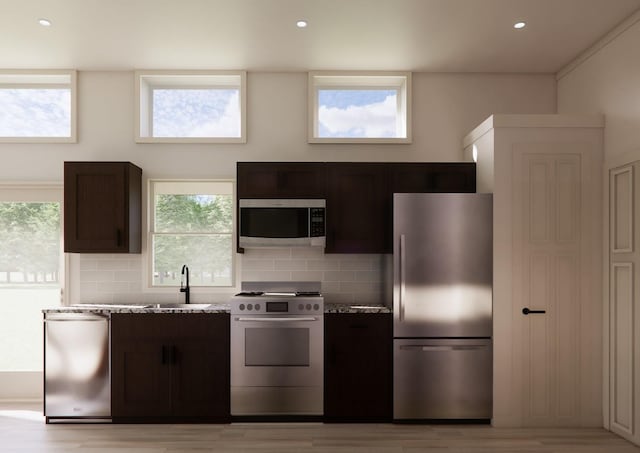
top-left (324, 313), bottom-right (393, 422)
top-left (111, 313), bottom-right (230, 422)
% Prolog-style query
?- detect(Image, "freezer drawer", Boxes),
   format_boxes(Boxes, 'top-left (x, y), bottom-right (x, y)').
top-left (44, 313), bottom-right (110, 419)
top-left (393, 338), bottom-right (492, 420)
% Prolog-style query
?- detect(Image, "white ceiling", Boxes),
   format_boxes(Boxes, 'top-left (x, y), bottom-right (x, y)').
top-left (2, 0), bottom-right (639, 73)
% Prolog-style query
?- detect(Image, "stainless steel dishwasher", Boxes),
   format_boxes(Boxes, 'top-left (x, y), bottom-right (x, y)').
top-left (44, 312), bottom-right (110, 422)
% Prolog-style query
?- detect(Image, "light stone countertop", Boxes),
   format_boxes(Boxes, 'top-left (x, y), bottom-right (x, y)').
top-left (43, 303), bottom-right (392, 315)
top-left (323, 303), bottom-right (392, 314)
top-left (42, 303), bottom-right (231, 314)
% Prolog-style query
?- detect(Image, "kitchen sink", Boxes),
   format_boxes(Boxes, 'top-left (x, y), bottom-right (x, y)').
top-left (148, 303), bottom-right (212, 309)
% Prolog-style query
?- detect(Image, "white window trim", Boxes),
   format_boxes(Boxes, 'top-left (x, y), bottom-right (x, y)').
top-left (144, 178), bottom-right (238, 293)
top-left (307, 70), bottom-right (412, 144)
top-left (0, 70), bottom-right (77, 143)
top-left (135, 70), bottom-right (247, 144)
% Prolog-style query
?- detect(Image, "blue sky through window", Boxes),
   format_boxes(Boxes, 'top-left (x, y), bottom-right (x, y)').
top-left (152, 89), bottom-right (240, 138)
top-left (0, 89), bottom-right (70, 137)
top-left (318, 89), bottom-right (398, 138)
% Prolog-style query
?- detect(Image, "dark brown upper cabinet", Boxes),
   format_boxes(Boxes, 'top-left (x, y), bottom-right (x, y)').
top-left (325, 163), bottom-right (389, 254)
top-left (390, 162), bottom-right (476, 194)
top-left (236, 161), bottom-right (476, 254)
top-left (237, 162), bottom-right (326, 199)
top-left (64, 161), bottom-right (142, 253)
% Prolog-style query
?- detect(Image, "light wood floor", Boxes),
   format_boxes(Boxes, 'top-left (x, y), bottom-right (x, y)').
top-left (1, 403), bottom-right (639, 452)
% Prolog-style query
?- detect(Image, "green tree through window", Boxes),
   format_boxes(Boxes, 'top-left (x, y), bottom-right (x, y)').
top-left (0, 199), bottom-right (62, 372)
top-left (151, 183), bottom-right (233, 287)
top-left (0, 202), bottom-right (60, 283)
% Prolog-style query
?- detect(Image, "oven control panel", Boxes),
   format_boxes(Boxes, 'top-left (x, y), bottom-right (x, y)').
top-left (231, 297), bottom-right (323, 315)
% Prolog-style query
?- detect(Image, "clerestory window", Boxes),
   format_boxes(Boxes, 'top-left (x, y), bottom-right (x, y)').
top-left (0, 70), bottom-right (76, 142)
top-left (135, 70), bottom-right (246, 143)
top-left (308, 71), bottom-right (411, 144)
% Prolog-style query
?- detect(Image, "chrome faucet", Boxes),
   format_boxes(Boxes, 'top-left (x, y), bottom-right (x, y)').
top-left (180, 265), bottom-right (190, 304)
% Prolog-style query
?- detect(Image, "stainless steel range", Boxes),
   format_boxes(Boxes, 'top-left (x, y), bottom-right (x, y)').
top-left (230, 281), bottom-right (324, 416)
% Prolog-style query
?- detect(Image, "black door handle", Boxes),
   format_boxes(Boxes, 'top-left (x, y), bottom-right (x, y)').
top-left (171, 345), bottom-right (177, 364)
top-left (522, 307), bottom-right (546, 315)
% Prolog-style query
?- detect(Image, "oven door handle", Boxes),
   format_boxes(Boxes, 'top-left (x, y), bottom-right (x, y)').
top-left (235, 317), bottom-right (319, 322)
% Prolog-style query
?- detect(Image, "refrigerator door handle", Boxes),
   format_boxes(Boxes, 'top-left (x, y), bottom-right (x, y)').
top-left (399, 234), bottom-right (406, 322)
top-left (399, 345), bottom-right (488, 352)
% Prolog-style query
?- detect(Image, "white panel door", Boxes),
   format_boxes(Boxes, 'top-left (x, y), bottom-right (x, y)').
top-left (608, 163), bottom-right (640, 444)
top-left (513, 151), bottom-right (586, 426)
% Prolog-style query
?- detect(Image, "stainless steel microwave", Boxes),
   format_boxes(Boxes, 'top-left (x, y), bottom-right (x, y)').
top-left (239, 199), bottom-right (326, 248)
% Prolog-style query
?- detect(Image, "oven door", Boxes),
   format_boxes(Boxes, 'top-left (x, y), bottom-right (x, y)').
top-left (231, 314), bottom-right (324, 415)
top-left (231, 314), bottom-right (323, 387)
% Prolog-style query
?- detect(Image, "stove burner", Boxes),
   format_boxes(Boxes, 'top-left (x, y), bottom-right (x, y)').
top-left (295, 291), bottom-right (321, 297)
top-left (235, 291), bottom-right (264, 296)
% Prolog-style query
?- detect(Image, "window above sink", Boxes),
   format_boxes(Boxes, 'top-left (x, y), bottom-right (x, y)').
top-left (148, 180), bottom-right (235, 290)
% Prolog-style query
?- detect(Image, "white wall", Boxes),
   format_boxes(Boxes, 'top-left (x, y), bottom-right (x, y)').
top-left (557, 13), bottom-right (640, 160)
top-left (557, 12), bottom-right (640, 444)
top-left (0, 71), bottom-right (556, 182)
top-left (557, 13), bottom-right (640, 442)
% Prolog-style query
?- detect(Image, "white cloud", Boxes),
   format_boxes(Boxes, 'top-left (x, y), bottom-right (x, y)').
top-left (0, 89), bottom-right (70, 137)
top-left (153, 89), bottom-right (241, 138)
top-left (318, 94), bottom-right (397, 138)
top-left (189, 91), bottom-right (240, 137)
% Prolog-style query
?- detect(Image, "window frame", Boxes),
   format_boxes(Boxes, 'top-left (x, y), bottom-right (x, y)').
top-left (135, 70), bottom-right (247, 144)
top-left (146, 179), bottom-right (237, 292)
top-left (307, 71), bottom-right (412, 144)
top-left (0, 70), bottom-right (77, 143)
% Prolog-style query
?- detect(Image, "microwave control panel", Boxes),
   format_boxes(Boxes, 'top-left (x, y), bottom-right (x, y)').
top-left (310, 208), bottom-right (325, 237)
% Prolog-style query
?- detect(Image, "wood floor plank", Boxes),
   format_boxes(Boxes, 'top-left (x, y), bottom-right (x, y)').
top-left (1, 403), bottom-right (639, 452)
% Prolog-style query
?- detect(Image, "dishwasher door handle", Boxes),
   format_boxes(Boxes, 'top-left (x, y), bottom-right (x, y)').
top-left (44, 314), bottom-right (109, 322)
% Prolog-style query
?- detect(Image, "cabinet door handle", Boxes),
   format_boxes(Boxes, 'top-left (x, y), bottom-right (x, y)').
top-left (522, 307), bottom-right (546, 315)
top-left (116, 229), bottom-right (122, 247)
top-left (162, 345), bottom-right (178, 364)
top-left (329, 344), bottom-right (337, 365)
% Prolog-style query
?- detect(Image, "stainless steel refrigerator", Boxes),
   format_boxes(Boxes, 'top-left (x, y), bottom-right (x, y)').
top-left (393, 193), bottom-right (492, 420)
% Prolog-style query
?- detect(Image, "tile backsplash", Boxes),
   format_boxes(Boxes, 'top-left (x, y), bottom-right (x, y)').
top-left (76, 248), bottom-right (390, 305)
top-left (241, 247), bottom-right (388, 304)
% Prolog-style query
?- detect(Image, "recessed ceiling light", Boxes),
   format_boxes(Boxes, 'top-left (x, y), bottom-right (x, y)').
top-left (513, 21), bottom-right (526, 29)
top-left (38, 18), bottom-right (52, 27)
top-left (296, 20), bottom-right (308, 28)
